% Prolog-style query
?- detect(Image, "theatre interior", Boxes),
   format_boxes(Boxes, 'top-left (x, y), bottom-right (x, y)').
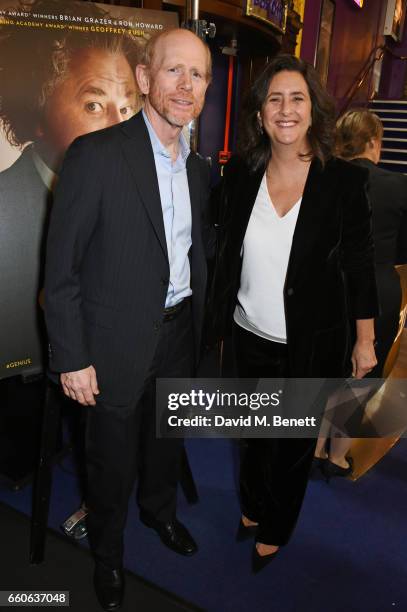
top-left (0, 0), bottom-right (406, 610)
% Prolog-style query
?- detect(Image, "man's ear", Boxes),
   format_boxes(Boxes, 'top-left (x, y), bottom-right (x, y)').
top-left (135, 64), bottom-right (150, 95)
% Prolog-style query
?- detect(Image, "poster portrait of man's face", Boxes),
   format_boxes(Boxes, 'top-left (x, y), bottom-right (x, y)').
top-left (0, 0), bottom-right (146, 173)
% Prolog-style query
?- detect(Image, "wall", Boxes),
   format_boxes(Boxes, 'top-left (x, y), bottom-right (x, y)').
top-left (301, 0), bottom-right (322, 64)
top-left (198, 39), bottom-right (231, 181)
top-left (379, 14), bottom-right (407, 99)
top-left (328, 0), bottom-right (385, 105)
top-left (301, 0), bottom-right (386, 107)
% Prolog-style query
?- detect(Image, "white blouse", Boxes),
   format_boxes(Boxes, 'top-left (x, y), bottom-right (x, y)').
top-left (234, 173), bottom-right (301, 344)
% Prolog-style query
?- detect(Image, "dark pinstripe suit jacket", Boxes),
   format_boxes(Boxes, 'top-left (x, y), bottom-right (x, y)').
top-left (44, 112), bottom-right (212, 406)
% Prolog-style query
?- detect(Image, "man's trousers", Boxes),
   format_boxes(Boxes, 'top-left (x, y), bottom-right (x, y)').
top-left (85, 301), bottom-right (194, 568)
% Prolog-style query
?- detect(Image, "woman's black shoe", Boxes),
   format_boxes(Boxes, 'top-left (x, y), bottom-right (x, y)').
top-left (236, 518), bottom-right (257, 542)
top-left (311, 456), bottom-right (327, 475)
top-left (252, 544), bottom-right (279, 574)
top-left (321, 456), bottom-right (353, 483)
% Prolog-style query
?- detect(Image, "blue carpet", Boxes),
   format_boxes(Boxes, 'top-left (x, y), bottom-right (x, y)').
top-left (0, 437), bottom-right (406, 612)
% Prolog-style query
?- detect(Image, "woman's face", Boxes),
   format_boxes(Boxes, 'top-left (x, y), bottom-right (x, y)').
top-left (260, 70), bottom-right (312, 151)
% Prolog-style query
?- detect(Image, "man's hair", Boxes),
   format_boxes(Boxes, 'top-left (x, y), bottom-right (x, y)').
top-left (335, 109), bottom-right (383, 159)
top-left (0, 0), bottom-right (143, 147)
top-left (141, 28), bottom-right (212, 82)
top-left (237, 54), bottom-right (336, 172)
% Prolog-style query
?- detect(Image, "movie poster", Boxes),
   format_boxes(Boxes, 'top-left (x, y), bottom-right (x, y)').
top-left (0, 0), bottom-right (177, 379)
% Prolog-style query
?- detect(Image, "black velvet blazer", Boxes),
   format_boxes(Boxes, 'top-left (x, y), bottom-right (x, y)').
top-left (207, 155), bottom-right (379, 378)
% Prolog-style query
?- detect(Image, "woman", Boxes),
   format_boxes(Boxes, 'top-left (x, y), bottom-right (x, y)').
top-left (314, 109), bottom-right (407, 477)
top-left (208, 55), bottom-right (378, 571)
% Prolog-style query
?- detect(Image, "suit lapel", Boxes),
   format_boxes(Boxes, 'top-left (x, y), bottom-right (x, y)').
top-left (119, 113), bottom-right (168, 260)
top-left (186, 154), bottom-right (202, 254)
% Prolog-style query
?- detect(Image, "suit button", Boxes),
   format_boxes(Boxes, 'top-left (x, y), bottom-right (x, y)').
top-left (161, 277), bottom-right (168, 286)
top-left (287, 288), bottom-right (294, 296)
top-left (153, 321), bottom-right (161, 331)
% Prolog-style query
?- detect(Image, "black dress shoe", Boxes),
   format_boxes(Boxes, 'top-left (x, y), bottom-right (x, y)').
top-left (321, 456), bottom-right (354, 483)
top-left (311, 456), bottom-right (326, 470)
top-left (93, 562), bottom-right (124, 611)
top-left (252, 544), bottom-right (279, 574)
top-left (236, 518), bottom-right (258, 542)
top-left (140, 514), bottom-right (198, 556)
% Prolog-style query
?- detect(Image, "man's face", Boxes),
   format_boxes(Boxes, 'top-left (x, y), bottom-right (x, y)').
top-left (140, 30), bottom-right (210, 132)
top-left (37, 47), bottom-right (138, 170)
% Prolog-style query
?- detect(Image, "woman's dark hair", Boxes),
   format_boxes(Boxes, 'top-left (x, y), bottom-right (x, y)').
top-left (335, 109), bottom-right (383, 159)
top-left (237, 54), bottom-right (336, 172)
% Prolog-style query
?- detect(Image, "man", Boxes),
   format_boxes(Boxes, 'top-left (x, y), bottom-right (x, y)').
top-left (45, 28), bottom-right (212, 611)
top-left (0, 0), bottom-right (141, 374)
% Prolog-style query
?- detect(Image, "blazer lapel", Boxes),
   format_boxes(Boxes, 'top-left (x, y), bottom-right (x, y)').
top-left (286, 157), bottom-right (335, 283)
top-left (119, 113), bottom-right (168, 260)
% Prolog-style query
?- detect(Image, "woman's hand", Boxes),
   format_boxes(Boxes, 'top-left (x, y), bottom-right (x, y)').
top-left (351, 339), bottom-right (377, 379)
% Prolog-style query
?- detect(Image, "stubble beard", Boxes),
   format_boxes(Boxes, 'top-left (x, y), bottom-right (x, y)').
top-left (161, 102), bottom-right (198, 129)
top-left (149, 87), bottom-right (202, 129)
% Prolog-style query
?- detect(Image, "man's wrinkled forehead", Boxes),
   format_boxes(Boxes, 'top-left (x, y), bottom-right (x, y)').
top-left (149, 30), bottom-right (211, 78)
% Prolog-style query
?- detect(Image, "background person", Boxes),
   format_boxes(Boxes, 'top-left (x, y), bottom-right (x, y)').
top-left (314, 108), bottom-right (407, 478)
top-left (207, 54), bottom-right (378, 572)
top-left (44, 28), bottom-right (213, 611)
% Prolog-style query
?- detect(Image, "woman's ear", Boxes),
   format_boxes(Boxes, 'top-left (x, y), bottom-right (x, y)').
top-left (369, 137), bottom-right (382, 163)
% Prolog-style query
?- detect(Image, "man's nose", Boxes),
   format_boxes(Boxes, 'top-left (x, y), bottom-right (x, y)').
top-left (106, 107), bottom-right (124, 125)
top-left (179, 72), bottom-right (193, 90)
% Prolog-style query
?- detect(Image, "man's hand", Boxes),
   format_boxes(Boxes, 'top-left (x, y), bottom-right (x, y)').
top-left (351, 340), bottom-right (377, 379)
top-left (60, 366), bottom-right (100, 405)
